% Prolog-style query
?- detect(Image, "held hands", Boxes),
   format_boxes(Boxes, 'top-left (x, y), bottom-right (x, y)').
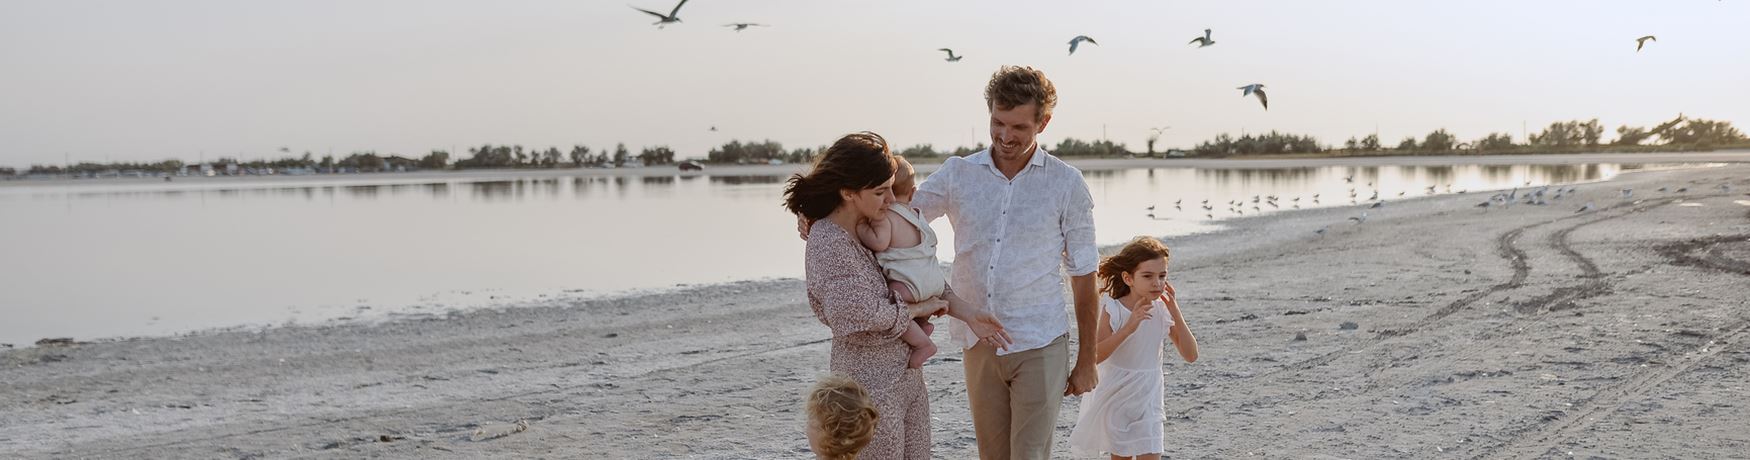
top-left (906, 297), bottom-right (949, 319)
top-left (1066, 360), bottom-right (1098, 396)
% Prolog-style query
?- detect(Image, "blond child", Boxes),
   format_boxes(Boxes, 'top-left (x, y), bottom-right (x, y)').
top-left (854, 156), bottom-right (946, 369)
top-left (1069, 236), bottom-right (1200, 460)
top-left (805, 374), bottom-right (880, 460)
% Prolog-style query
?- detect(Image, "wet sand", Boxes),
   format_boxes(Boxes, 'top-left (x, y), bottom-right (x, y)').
top-left (3, 164), bottom-right (1748, 459)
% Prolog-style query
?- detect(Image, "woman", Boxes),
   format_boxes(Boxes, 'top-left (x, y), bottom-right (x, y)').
top-left (785, 131), bottom-right (1011, 458)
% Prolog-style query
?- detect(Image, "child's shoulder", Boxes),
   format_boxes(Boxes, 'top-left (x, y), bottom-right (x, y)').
top-left (885, 202), bottom-right (924, 221)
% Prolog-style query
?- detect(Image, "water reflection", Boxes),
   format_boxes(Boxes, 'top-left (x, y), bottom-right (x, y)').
top-left (0, 162), bottom-right (1709, 346)
top-left (471, 180), bottom-right (515, 201)
top-left (710, 175), bottom-right (788, 185)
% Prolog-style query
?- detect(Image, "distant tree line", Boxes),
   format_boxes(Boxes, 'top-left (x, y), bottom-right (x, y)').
top-left (1194, 132), bottom-right (1325, 156)
top-left (1181, 115), bottom-right (1747, 158)
top-left (9, 142), bottom-right (680, 177)
top-left (1330, 115), bottom-right (1748, 156)
top-left (7, 116), bottom-right (1745, 177)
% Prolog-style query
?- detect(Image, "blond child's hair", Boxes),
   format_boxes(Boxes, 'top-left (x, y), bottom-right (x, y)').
top-left (891, 156), bottom-right (917, 200)
top-left (807, 374), bottom-right (879, 459)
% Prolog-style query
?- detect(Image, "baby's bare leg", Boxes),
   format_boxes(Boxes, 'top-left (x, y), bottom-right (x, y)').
top-left (888, 280), bottom-right (917, 304)
top-left (901, 319), bottom-right (936, 369)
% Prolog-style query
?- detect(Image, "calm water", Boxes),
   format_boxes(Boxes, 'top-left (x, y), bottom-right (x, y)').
top-left (0, 163), bottom-right (1687, 345)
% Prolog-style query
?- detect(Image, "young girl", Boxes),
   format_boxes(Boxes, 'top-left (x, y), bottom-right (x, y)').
top-left (805, 373), bottom-right (880, 460)
top-left (1069, 236), bottom-right (1200, 460)
top-left (853, 156), bottom-right (944, 369)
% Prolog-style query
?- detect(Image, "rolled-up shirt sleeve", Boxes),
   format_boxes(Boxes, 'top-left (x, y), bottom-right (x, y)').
top-left (1060, 175), bottom-right (1098, 276)
top-left (912, 158), bottom-right (954, 223)
top-left (806, 230), bottom-right (909, 345)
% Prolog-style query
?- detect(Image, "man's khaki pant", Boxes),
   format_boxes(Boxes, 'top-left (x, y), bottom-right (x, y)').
top-left (963, 334), bottom-right (1070, 460)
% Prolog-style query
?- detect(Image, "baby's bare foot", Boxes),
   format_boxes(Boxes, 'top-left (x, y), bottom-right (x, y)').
top-left (907, 341), bottom-right (937, 369)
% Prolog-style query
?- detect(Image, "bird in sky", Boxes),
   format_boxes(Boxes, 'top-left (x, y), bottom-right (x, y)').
top-left (632, 0), bottom-right (689, 28)
top-left (724, 23), bottom-right (768, 32)
top-left (1238, 84), bottom-right (1268, 110)
top-left (939, 48), bottom-right (964, 62)
top-left (1636, 35), bottom-right (1657, 52)
top-left (1189, 29), bottom-right (1215, 48)
top-left (1068, 35), bottom-right (1099, 55)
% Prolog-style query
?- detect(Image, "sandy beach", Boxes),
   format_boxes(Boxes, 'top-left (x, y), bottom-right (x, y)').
top-left (3, 163), bottom-right (1748, 459)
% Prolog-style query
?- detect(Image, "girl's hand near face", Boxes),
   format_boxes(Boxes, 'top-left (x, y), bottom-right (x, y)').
top-left (1125, 299), bottom-right (1155, 329)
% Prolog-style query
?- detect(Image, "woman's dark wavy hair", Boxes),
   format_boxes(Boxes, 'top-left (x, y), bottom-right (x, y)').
top-left (783, 132), bottom-right (895, 221)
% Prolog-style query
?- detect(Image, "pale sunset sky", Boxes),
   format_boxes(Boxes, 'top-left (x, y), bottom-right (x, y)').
top-left (2, 0), bottom-right (1746, 168)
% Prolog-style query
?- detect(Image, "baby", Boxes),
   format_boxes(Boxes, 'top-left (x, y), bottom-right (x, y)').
top-left (855, 156), bottom-right (947, 369)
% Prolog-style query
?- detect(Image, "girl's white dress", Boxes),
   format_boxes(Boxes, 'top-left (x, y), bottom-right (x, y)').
top-left (1069, 295), bottom-right (1174, 457)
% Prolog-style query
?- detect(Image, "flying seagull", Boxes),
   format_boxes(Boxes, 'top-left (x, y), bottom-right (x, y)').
top-left (724, 23), bottom-right (768, 32)
top-left (632, 0), bottom-right (690, 28)
top-left (1189, 29), bottom-right (1215, 48)
top-left (939, 48), bottom-right (963, 62)
top-left (1068, 35), bottom-right (1099, 55)
top-left (1636, 35), bottom-right (1656, 52)
top-left (1238, 84), bottom-right (1268, 110)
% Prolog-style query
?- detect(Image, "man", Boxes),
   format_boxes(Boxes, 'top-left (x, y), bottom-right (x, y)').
top-left (911, 65), bottom-right (1100, 460)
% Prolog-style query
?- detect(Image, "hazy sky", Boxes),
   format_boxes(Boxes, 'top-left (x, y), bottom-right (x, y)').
top-left (2, 1), bottom-right (1746, 168)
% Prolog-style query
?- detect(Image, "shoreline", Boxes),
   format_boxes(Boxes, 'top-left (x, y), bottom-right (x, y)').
top-left (4, 151), bottom-right (1749, 190)
top-left (1, 160), bottom-right (1716, 350)
top-left (3, 163), bottom-right (1748, 458)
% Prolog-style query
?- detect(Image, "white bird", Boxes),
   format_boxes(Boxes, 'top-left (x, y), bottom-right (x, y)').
top-left (1636, 35), bottom-right (1657, 52)
top-left (1237, 84), bottom-right (1268, 110)
top-left (724, 23), bottom-right (768, 32)
top-left (1189, 28), bottom-right (1215, 48)
top-left (1369, 201), bottom-right (1384, 209)
top-left (1315, 226), bottom-right (1329, 236)
top-left (1621, 188), bottom-right (1634, 199)
top-left (1348, 212), bottom-right (1369, 224)
top-left (632, 0), bottom-right (690, 28)
top-left (1068, 35), bottom-right (1099, 55)
top-left (939, 48), bottom-right (963, 62)
top-left (1576, 202), bottom-right (1594, 213)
